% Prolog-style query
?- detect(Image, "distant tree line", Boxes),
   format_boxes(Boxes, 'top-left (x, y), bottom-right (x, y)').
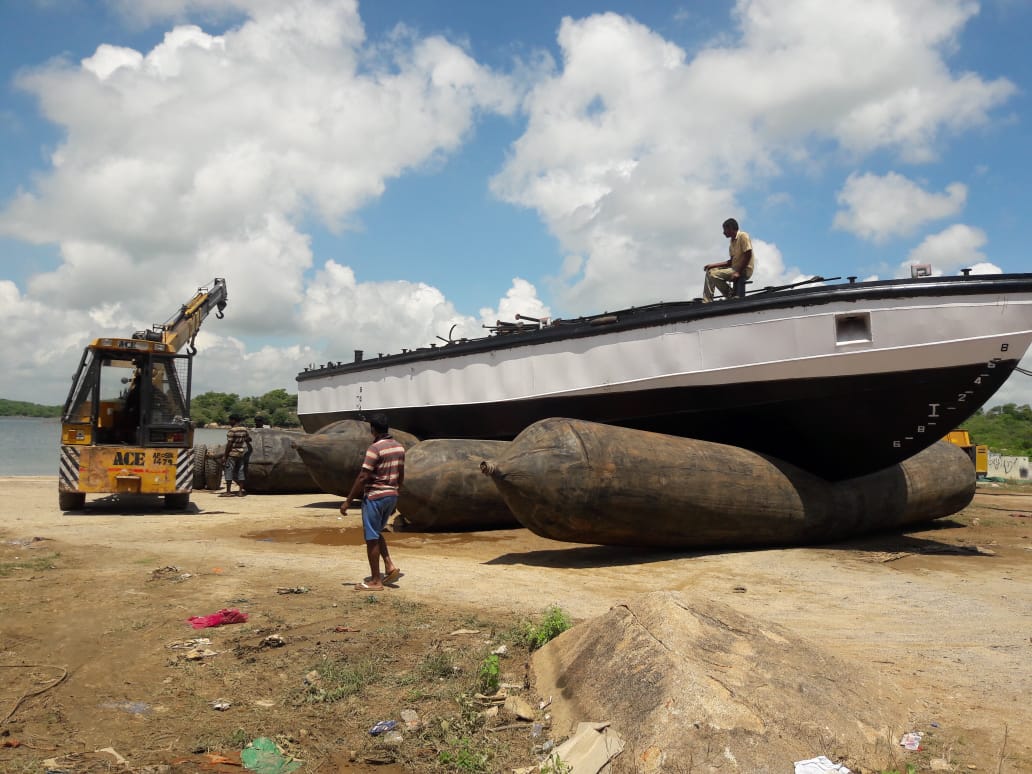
top-left (0, 399), bottom-right (62, 417)
top-left (962, 404), bottom-right (1032, 457)
top-left (191, 389), bottom-right (301, 428)
top-left (0, 389), bottom-right (301, 428)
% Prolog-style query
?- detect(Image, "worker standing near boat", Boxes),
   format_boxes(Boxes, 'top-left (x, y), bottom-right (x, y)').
top-left (220, 414), bottom-right (252, 497)
top-left (342, 413), bottom-right (404, 591)
top-left (702, 218), bottom-right (754, 302)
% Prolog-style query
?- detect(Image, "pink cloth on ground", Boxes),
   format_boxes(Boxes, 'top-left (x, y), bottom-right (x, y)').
top-left (187, 608), bottom-right (249, 629)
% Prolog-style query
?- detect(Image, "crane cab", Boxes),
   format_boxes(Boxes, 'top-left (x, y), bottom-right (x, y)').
top-left (59, 336), bottom-right (197, 510)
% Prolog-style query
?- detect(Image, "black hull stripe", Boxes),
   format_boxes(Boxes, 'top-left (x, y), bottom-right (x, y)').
top-left (300, 360), bottom-right (1017, 481)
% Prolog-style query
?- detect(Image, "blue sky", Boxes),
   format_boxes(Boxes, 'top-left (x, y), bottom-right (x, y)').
top-left (1, 0), bottom-right (1031, 409)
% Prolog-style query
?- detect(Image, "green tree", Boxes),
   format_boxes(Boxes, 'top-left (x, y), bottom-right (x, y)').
top-left (270, 406), bottom-right (301, 427)
top-left (0, 399), bottom-right (62, 417)
top-left (258, 388), bottom-right (296, 415)
top-left (1, 390), bottom-right (301, 427)
top-left (962, 404), bottom-right (1032, 457)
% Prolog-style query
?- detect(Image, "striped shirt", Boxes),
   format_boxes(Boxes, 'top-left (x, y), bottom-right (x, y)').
top-left (226, 426), bottom-right (251, 458)
top-left (362, 436), bottom-right (405, 500)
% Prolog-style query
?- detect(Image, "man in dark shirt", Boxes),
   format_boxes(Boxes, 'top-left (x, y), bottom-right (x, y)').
top-left (221, 414), bottom-right (252, 497)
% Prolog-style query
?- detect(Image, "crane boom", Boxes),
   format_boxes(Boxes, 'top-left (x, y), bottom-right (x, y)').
top-left (133, 277), bottom-right (228, 354)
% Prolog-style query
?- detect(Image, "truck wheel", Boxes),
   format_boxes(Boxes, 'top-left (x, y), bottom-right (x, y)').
top-left (205, 454), bottom-right (223, 491)
top-left (165, 493), bottom-right (190, 509)
top-left (59, 491), bottom-right (86, 510)
top-left (193, 444), bottom-right (208, 488)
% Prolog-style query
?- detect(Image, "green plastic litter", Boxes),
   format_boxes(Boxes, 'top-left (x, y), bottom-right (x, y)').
top-left (241, 737), bottom-right (302, 774)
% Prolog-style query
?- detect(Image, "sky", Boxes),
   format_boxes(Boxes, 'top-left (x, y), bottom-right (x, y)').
top-left (2, 0), bottom-right (1032, 410)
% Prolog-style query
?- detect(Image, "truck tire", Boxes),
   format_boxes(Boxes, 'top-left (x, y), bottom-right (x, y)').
top-left (165, 493), bottom-right (190, 509)
top-left (59, 491), bottom-right (86, 511)
top-left (193, 444), bottom-right (207, 488)
top-left (205, 455), bottom-right (223, 491)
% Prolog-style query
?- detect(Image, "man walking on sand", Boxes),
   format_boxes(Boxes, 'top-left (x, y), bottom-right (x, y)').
top-left (342, 414), bottom-right (404, 591)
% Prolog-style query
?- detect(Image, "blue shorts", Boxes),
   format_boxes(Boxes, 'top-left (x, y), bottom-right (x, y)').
top-left (224, 455), bottom-right (247, 482)
top-left (362, 496), bottom-right (398, 541)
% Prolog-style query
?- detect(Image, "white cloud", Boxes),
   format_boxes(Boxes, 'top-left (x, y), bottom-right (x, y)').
top-left (900, 223), bottom-right (999, 277)
top-left (0, 280), bottom-right (98, 401)
top-left (4, 6), bottom-right (516, 249)
top-left (833, 172), bottom-right (967, 243)
top-left (298, 260), bottom-right (475, 357)
top-left (0, 0), bottom-right (518, 403)
top-left (104, 0), bottom-right (296, 29)
top-left (492, 1), bottom-right (1013, 312)
top-left (479, 278), bottom-right (550, 328)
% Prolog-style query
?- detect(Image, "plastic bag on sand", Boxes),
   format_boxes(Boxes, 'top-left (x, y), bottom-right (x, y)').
top-left (794, 755), bottom-right (852, 774)
top-left (241, 737), bottom-right (301, 774)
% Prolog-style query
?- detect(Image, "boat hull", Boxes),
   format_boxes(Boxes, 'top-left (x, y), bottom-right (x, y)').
top-left (301, 358), bottom-right (1018, 481)
top-left (298, 275), bottom-right (1032, 480)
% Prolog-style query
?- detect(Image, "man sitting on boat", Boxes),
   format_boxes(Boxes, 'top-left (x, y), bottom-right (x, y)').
top-left (702, 218), bottom-right (754, 302)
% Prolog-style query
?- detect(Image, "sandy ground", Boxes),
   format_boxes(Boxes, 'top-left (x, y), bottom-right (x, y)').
top-left (1, 476), bottom-right (1031, 772)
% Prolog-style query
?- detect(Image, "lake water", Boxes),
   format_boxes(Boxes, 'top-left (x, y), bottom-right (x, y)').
top-left (0, 417), bottom-right (231, 476)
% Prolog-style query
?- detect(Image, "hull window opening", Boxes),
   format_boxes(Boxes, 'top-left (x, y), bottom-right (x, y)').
top-left (836, 313), bottom-right (871, 344)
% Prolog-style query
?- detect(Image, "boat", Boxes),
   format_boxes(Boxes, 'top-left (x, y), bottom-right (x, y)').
top-left (296, 272), bottom-right (1032, 481)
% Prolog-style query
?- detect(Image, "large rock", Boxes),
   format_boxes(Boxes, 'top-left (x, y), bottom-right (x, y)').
top-left (533, 591), bottom-right (905, 773)
top-left (480, 418), bottom-right (974, 548)
top-left (292, 420), bottom-right (419, 497)
top-left (396, 439), bottom-right (517, 531)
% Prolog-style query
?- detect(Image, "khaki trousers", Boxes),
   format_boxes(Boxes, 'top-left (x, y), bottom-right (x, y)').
top-left (703, 266), bottom-right (738, 302)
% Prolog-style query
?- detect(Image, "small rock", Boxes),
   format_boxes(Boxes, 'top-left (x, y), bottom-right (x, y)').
top-left (504, 695), bottom-right (537, 721)
top-left (401, 709), bottom-right (421, 730)
top-left (184, 647), bottom-right (218, 660)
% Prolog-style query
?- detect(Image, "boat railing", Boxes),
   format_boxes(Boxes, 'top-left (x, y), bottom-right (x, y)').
top-left (751, 275), bottom-right (841, 294)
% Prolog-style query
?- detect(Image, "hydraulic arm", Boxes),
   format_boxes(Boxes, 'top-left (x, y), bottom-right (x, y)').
top-left (133, 277), bottom-right (228, 354)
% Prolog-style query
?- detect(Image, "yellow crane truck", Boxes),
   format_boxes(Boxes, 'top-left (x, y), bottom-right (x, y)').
top-left (58, 278), bottom-right (228, 510)
top-left (943, 430), bottom-right (989, 478)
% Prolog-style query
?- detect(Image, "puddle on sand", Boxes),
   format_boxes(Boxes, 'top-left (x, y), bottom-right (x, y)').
top-left (245, 526), bottom-right (513, 548)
